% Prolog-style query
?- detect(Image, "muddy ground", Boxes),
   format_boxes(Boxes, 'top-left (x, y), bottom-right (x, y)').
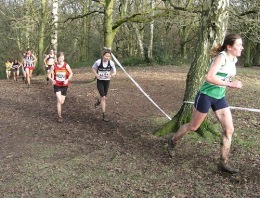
top-left (0, 65), bottom-right (259, 197)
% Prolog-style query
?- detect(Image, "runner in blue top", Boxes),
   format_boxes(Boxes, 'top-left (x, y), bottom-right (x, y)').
top-left (167, 33), bottom-right (244, 174)
top-left (92, 48), bottom-right (116, 122)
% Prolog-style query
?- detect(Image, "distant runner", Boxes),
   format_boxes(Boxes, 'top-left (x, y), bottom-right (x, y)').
top-left (12, 59), bottom-right (21, 82)
top-left (5, 60), bottom-right (12, 81)
top-left (23, 49), bottom-right (37, 87)
top-left (44, 49), bottom-right (57, 85)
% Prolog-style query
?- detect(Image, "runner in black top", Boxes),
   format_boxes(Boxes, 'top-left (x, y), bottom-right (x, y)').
top-left (12, 59), bottom-right (21, 82)
top-left (92, 49), bottom-right (116, 122)
top-left (44, 49), bottom-right (57, 85)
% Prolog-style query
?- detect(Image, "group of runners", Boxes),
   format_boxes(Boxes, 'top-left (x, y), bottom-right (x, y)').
top-left (3, 48), bottom-right (116, 124)
top-left (4, 48), bottom-right (37, 85)
top-left (5, 59), bottom-right (24, 82)
top-left (3, 33), bottom-right (245, 174)
top-left (44, 48), bottom-right (116, 123)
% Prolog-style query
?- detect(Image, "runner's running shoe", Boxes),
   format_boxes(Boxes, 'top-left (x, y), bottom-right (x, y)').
top-left (167, 138), bottom-right (176, 157)
top-left (58, 116), bottom-right (63, 123)
top-left (218, 162), bottom-right (239, 174)
top-left (94, 99), bottom-right (101, 108)
top-left (102, 113), bottom-right (110, 122)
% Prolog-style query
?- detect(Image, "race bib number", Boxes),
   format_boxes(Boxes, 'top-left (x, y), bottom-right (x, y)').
top-left (98, 70), bottom-right (110, 80)
top-left (56, 71), bottom-right (66, 81)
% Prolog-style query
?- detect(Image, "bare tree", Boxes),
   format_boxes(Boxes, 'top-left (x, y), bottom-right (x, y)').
top-left (147, 0), bottom-right (155, 61)
top-left (51, 0), bottom-right (59, 52)
top-left (37, 0), bottom-right (50, 74)
top-left (156, 0), bottom-right (230, 136)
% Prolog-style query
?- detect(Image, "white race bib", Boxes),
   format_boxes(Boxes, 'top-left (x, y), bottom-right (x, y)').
top-left (56, 71), bottom-right (66, 81)
top-left (98, 70), bottom-right (110, 80)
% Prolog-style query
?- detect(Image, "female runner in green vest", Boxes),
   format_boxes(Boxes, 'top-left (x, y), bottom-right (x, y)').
top-left (167, 33), bottom-right (244, 174)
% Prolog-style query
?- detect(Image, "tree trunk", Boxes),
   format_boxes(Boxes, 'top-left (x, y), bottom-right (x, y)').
top-left (132, 24), bottom-right (145, 59)
top-left (253, 43), bottom-right (260, 66)
top-left (179, 21), bottom-right (195, 60)
top-left (104, 0), bottom-right (116, 48)
top-left (147, 0), bottom-right (154, 61)
top-left (155, 0), bottom-right (230, 138)
top-left (244, 37), bottom-right (252, 67)
top-left (178, 0), bottom-right (194, 60)
top-left (24, 0), bottom-right (33, 49)
top-left (80, 1), bottom-right (88, 62)
top-left (37, 0), bottom-right (48, 75)
top-left (179, 26), bottom-right (188, 59)
top-left (51, 0), bottom-right (59, 52)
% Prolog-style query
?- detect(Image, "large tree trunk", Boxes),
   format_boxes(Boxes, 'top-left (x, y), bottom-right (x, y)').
top-left (24, 0), bottom-right (33, 49)
top-left (104, 0), bottom-right (116, 48)
top-left (155, 0), bottom-right (230, 137)
top-left (37, 0), bottom-right (48, 75)
top-left (80, 1), bottom-right (88, 62)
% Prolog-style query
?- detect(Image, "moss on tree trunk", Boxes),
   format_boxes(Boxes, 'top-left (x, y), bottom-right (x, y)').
top-left (154, 0), bottom-right (229, 140)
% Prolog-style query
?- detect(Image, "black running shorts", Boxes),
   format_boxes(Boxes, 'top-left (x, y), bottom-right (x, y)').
top-left (97, 79), bottom-right (110, 97)
top-left (194, 92), bottom-right (228, 113)
top-left (54, 85), bottom-right (68, 96)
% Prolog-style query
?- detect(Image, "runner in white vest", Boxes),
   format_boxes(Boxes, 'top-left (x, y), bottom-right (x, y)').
top-left (92, 48), bottom-right (116, 122)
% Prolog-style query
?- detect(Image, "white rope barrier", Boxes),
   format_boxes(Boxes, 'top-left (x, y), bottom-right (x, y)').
top-left (111, 53), bottom-right (172, 120)
top-left (184, 101), bottom-right (260, 113)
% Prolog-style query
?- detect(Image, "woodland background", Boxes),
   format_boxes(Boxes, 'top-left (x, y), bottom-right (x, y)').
top-left (0, 1), bottom-right (259, 196)
top-left (0, 0), bottom-right (259, 76)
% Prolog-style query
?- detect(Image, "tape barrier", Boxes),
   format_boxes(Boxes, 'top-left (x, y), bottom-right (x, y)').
top-left (183, 101), bottom-right (260, 113)
top-left (111, 53), bottom-right (172, 120)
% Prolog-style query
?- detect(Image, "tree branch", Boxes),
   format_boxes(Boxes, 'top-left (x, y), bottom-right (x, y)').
top-left (240, 10), bottom-right (259, 16)
top-left (162, 0), bottom-right (201, 13)
top-left (63, 10), bottom-right (104, 23)
top-left (112, 8), bottom-right (173, 30)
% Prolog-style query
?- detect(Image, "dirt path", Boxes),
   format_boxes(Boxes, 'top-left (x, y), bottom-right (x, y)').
top-left (0, 66), bottom-right (259, 197)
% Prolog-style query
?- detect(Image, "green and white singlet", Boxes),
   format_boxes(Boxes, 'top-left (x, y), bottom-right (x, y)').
top-left (200, 51), bottom-right (237, 99)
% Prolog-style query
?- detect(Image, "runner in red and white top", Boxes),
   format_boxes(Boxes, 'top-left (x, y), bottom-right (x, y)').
top-left (48, 52), bottom-right (73, 123)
